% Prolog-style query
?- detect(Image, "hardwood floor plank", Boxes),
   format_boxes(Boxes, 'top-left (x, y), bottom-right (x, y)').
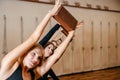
top-left (49, 67), bottom-right (120, 80)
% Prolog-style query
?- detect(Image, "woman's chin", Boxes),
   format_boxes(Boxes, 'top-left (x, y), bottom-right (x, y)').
top-left (26, 64), bottom-right (34, 69)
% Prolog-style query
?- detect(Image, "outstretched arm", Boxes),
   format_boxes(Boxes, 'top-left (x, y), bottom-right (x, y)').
top-left (37, 30), bottom-right (74, 76)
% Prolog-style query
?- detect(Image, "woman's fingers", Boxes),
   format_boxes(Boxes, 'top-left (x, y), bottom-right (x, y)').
top-left (68, 30), bottom-right (75, 35)
top-left (55, 0), bottom-right (61, 5)
top-left (50, 0), bottom-right (61, 16)
top-left (76, 20), bottom-right (84, 28)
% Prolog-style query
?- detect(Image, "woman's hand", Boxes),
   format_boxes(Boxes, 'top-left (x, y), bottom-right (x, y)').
top-left (76, 20), bottom-right (84, 28)
top-left (68, 30), bottom-right (75, 38)
top-left (49, 0), bottom-right (61, 16)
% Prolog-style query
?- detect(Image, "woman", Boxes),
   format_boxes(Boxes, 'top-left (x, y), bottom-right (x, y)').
top-left (0, 0), bottom-right (63, 80)
top-left (38, 23), bottom-right (61, 80)
top-left (35, 30), bottom-right (74, 80)
top-left (0, 0), bottom-right (76, 80)
top-left (37, 20), bottom-right (83, 80)
top-left (38, 41), bottom-right (60, 80)
top-left (38, 39), bottom-right (62, 80)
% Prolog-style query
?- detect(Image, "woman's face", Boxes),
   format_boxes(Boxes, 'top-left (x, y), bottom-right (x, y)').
top-left (57, 39), bottom-right (62, 46)
top-left (23, 47), bottom-right (43, 69)
top-left (44, 44), bottom-right (54, 58)
top-left (52, 41), bottom-right (57, 47)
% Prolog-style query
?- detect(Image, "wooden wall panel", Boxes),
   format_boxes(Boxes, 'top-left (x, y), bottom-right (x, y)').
top-left (62, 43), bottom-right (73, 74)
top-left (52, 57), bottom-right (63, 75)
top-left (115, 22), bottom-right (119, 66)
top-left (92, 21), bottom-right (101, 70)
top-left (6, 16), bottom-right (21, 51)
top-left (0, 15), bottom-right (5, 62)
top-left (101, 21), bottom-right (109, 69)
top-left (83, 20), bottom-right (92, 71)
top-left (117, 22), bottom-right (120, 66)
top-left (72, 27), bottom-right (83, 73)
top-left (108, 22), bottom-right (117, 67)
top-left (0, 15), bottom-right (3, 53)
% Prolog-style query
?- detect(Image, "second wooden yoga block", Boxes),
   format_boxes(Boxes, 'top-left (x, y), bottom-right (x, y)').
top-left (54, 6), bottom-right (78, 32)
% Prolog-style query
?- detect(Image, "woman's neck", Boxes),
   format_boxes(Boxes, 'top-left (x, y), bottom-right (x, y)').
top-left (21, 63), bottom-right (30, 72)
top-left (21, 64), bottom-right (32, 80)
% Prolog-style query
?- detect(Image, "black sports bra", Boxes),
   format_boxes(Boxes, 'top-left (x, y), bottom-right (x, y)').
top-left (7, 66), bottom-right (35, 80)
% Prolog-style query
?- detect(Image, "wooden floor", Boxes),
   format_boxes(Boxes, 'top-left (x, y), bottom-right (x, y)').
top-left (49, 67), bottom-right (120, 80)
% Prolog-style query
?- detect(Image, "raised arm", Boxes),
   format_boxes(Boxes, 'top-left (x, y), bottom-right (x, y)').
top-left (37, 30), bottom-right (74, 76)
top-left (0, 0), bottom-right (61, 73)
top-left (39, 24), bottom-right (60, 47)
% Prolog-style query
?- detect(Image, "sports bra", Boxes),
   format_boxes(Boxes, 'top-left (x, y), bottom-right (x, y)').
top-left (7, 66), bottom-right (35, 80)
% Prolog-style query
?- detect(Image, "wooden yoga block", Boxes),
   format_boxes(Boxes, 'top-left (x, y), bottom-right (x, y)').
top-left (61, 29), bottom-right (68, 36)
top-left (54, 6), bottom-right (78, 32)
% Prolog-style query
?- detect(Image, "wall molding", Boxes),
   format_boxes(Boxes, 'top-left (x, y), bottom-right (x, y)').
top-left (21, 0), bottom-right (120, 13)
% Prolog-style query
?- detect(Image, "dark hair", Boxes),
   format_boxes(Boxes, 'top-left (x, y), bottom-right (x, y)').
top-left (31, 44), bottom-right (44, 55)
top-left (44, 42), bottom-right (55, 49)
top-left (57, 38), bottom-right (62, 45)
top-left (50, 40), bottom-right (58, 49)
